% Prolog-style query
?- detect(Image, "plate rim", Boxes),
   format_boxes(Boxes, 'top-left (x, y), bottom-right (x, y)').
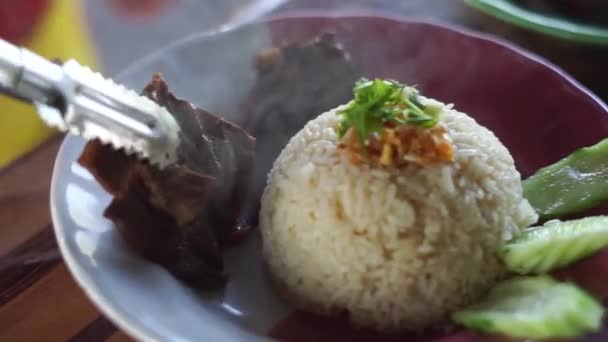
top-left (465, 0), bottom-right (608, 45)
top-left (50, 9), bottom-right (608, 342)
top-left (50, 137), bottom-right (166, 342)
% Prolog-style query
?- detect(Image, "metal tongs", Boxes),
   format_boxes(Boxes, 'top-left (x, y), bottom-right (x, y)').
top-left (0, 38), bottom-right (180, 168)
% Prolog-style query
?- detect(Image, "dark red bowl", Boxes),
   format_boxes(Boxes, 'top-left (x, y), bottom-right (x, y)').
top-left (260, 11), bottom-right (608, 342)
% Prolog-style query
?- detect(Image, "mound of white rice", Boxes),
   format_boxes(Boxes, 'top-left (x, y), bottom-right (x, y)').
top-left (259, 95), bottom-right (538, 332)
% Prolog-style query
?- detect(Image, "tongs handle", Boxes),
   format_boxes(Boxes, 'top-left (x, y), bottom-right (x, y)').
top-left (0, 38), bottom-right (162, 139)
top-left (0, 38), bottom-right (64, 107)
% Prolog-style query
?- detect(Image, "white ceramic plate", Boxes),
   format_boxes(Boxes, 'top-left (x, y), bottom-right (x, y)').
top-left (51, 18), bottom-right (290, 342)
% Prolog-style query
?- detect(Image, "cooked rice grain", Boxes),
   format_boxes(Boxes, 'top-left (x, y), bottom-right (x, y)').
top-left (259, 99), bottom-right (537, 332)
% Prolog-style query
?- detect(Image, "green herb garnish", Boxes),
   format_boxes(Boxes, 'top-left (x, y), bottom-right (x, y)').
top-left (337, 78), bottom-right (441, 141)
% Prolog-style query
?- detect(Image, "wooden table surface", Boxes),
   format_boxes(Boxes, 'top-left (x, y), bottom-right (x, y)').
top-left (2, 1), bottom-right (607, 341)
top-left (0, 134), bottom-right (132, 341)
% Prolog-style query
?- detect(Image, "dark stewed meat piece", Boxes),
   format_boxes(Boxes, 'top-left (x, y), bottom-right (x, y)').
top-left (78, 74), bottom-right (255, 290)
top-left (243, 33), bottom-right (360, 216)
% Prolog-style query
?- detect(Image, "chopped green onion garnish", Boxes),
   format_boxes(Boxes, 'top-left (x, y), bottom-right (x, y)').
top-left (337, 78), bottom-right (441, 141)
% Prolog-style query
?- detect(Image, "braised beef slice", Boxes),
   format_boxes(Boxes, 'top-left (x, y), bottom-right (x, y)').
top-left (77, 139), bottom-right (136, 196)
top-left (142, 74), bottom-right (256, 241)
top-left (78, 74), bottom-right (255, 290)
top-left (244, 33), bottom-right (360, 213)
top-left (105, 176), bottom-right (225, 290)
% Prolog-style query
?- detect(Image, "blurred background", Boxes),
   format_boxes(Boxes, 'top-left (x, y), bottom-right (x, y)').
top-left (1, 0), bottom-right (607, 168)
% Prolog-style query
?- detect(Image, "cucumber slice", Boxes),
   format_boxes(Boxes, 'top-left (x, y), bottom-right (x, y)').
top-left (503, 216), bottom-right (608, 274)
top-left (452, 276), bottom-right (604, 340)
top-left (486, 275), bottom-right (555, 299)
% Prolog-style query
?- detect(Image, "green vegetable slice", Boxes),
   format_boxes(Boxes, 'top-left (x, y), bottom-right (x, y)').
top-left (452, 276), bottom-right (604, 340)
top-left (503, 216), bottom-right (608, 274)
top-left (523, 138), bottom-right (608, 220)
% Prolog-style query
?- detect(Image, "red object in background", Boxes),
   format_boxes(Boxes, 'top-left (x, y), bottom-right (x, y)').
top-left (106, 0), bottom-right (177, 19)
top-left (0, 0), bottom-right (51, 43)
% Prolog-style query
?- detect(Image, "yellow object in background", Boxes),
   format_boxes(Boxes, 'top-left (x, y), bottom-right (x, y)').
top-left (0, 0), bottom-right (97, 167)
